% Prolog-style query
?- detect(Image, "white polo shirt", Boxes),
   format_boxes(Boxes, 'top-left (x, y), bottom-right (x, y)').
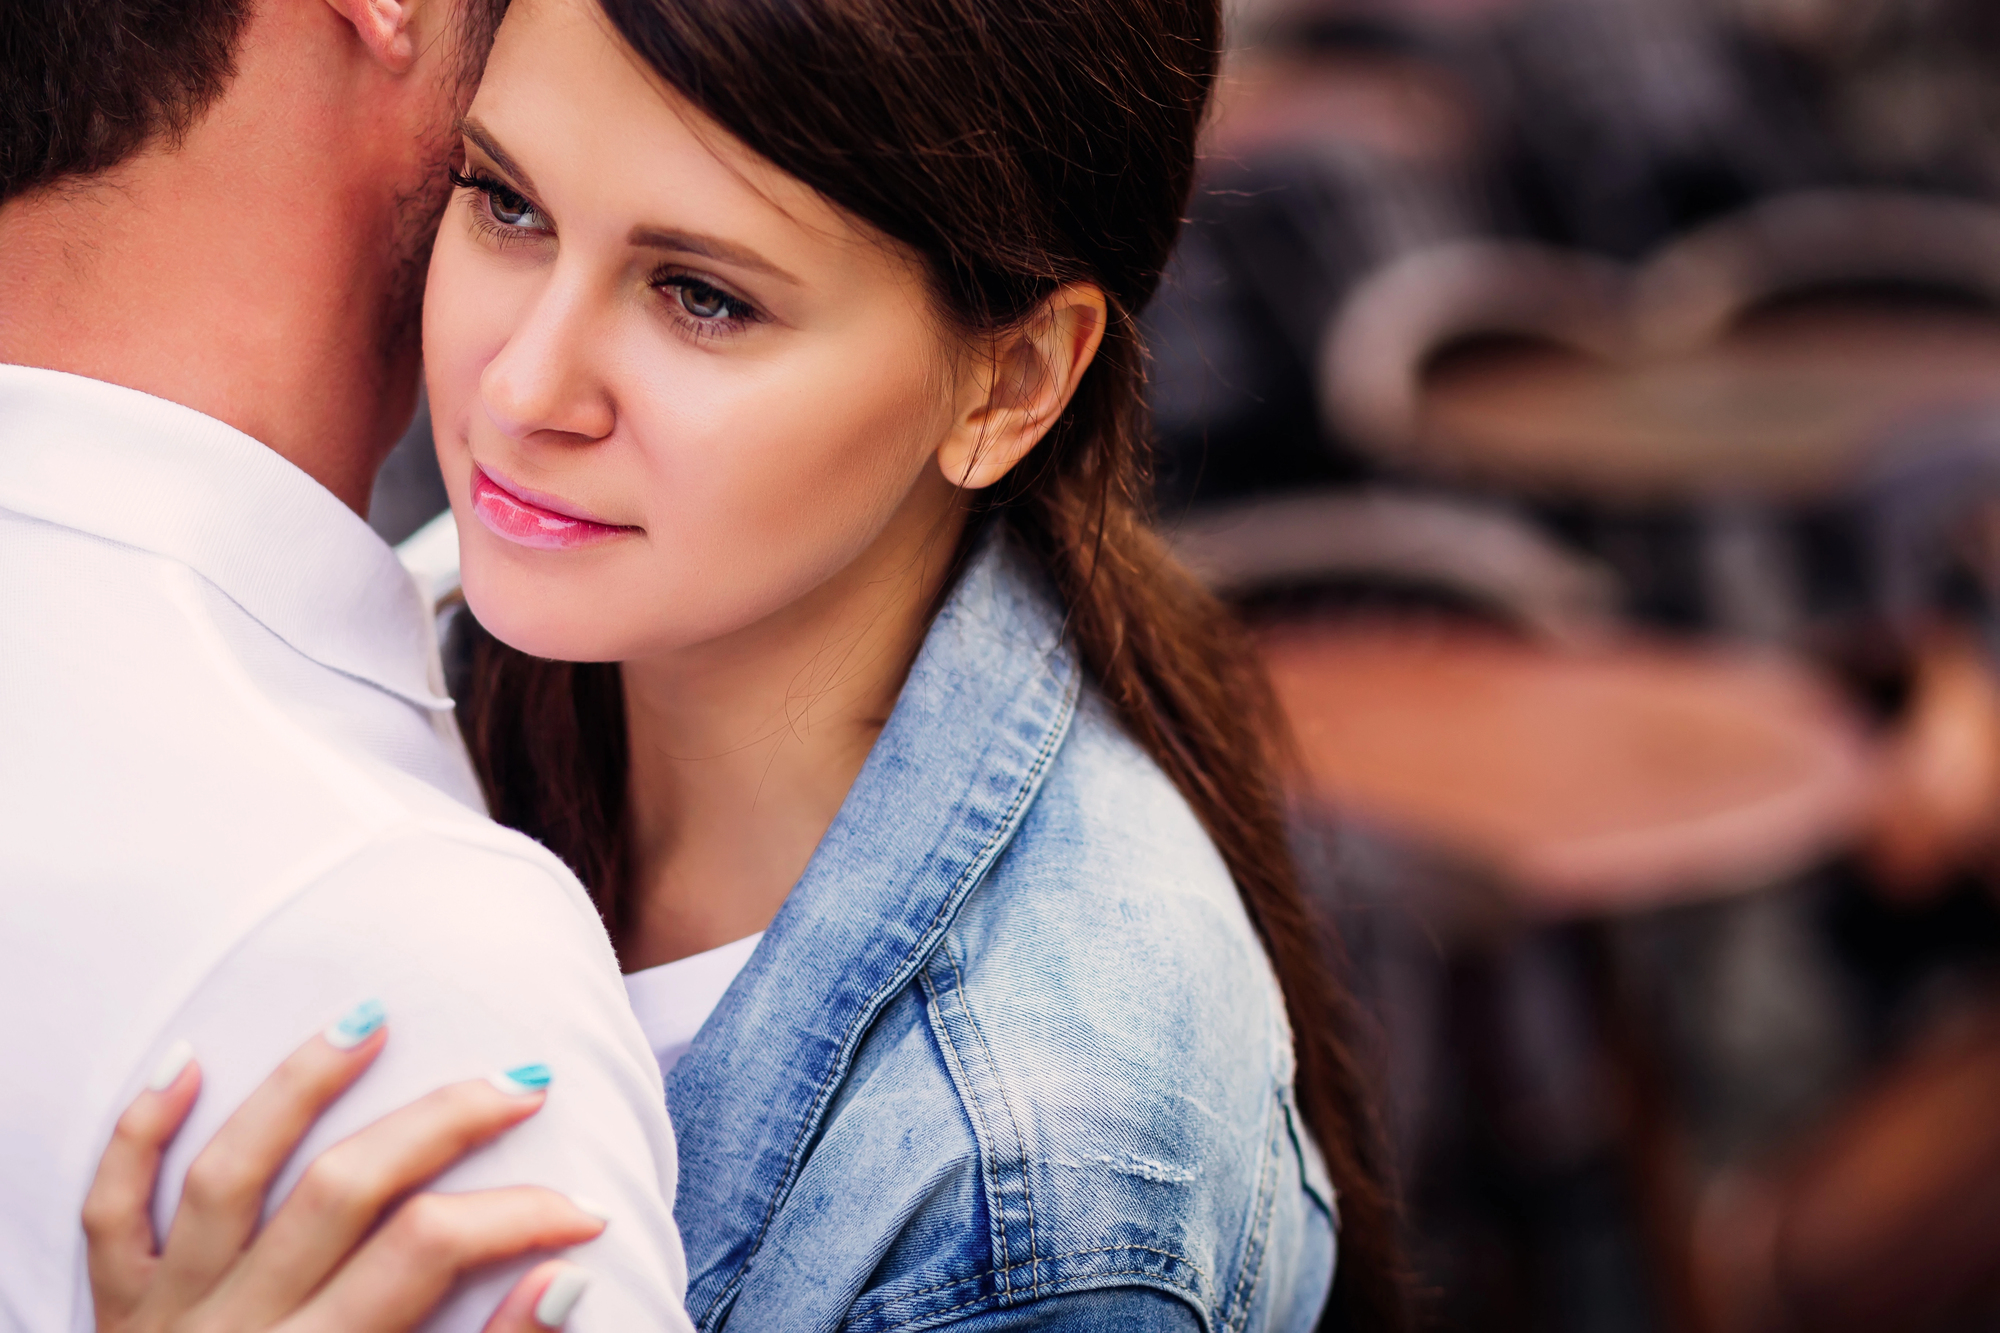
top-left (0, 366), bottom-right (695, 1333)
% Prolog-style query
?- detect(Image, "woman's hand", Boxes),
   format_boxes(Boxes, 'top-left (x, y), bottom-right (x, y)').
top-left (85, 1008), bottom-right (607, 1332)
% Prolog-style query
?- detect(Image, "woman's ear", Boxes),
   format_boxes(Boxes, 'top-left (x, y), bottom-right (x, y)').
top-left (936, 283), bottom-right (1107, 492)
top-left (322, 0), bottom-right (424, 71)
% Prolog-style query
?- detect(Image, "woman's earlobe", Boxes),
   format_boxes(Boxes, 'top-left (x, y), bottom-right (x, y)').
top-left (936, 431), bottom-right (1017, 492)
top-left (935, 283), bottom-right (1106, 492)
top-left (936, 402), bottom-right (1049, 490)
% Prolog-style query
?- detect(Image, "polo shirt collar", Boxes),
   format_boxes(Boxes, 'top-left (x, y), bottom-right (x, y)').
top-left (0, 364), bottom-right (450, 711)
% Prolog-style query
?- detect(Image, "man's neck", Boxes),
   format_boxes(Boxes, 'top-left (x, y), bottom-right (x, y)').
top-left (0, 15), bottom-right (423, 515)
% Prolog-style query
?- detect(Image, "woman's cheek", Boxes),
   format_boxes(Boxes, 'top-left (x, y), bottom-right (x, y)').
top-left (422, 226), bottom-right (529, 462)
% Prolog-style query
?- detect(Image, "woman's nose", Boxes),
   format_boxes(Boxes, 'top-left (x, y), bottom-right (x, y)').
top-left (479, 279), bottom-right (616, 444)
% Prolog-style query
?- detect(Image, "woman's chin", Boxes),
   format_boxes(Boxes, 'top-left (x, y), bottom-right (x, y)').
top-left (460, 571), bottom-right (630, 665)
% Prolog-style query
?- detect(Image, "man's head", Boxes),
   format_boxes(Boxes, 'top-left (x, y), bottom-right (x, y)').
top-left (2, 1), bottom-right (250, 205)
top-left (0, 0), bottom-right (508, 509)
top-left (1, 0), bottom-right (502, 202)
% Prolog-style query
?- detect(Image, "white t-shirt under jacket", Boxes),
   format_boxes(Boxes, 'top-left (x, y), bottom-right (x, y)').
top-left (0, 366), bottom-right (695, 1333)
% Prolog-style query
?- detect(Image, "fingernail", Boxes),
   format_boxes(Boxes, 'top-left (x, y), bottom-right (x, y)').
top-left (146, 1039), bottom-right (195, 1092)
top-left (325, 998), bottom-right (386, 1050)
top-left (488, 1063), bottom-right (553, 1096)
top-left (534, 1265), bottom-right (590, 1328)
top-left (568, 1194), bottom-right (612, 1224)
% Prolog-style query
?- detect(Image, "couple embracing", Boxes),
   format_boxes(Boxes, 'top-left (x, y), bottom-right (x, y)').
top-left (0, 0), bottom-right (1399, 1328)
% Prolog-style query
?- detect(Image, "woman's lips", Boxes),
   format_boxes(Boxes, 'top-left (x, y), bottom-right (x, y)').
top-left (470, 466), bottom-right (635, 551)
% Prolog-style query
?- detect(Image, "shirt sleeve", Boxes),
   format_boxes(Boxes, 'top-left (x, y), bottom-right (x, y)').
top-left (938, 1289), bottom-right (1205, 1332)
top-left (140, 826), bottom-right (695, 1333)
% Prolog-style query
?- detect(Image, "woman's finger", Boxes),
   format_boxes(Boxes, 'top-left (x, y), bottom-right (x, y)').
top-left (81, 1042), bottom-right (203, 1317)
top-left (479, 1260), bottom-right (593, 1332)
top-left (282, 1188), bottom-right (606, 1333)
top-left (154, 1001), bottom-right (388, 1303)
top-left (219, 1072), bottom-right (554, 1319)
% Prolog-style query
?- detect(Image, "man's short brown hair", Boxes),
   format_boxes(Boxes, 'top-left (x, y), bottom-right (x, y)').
top-left (1, 0), bottom-right (253, 204)
top-left (0, 0), bottom-right (509, 206)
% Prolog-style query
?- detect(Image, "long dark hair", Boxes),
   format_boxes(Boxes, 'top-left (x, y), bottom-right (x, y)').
top-left (459, 0), bottom-right (1407, 1325)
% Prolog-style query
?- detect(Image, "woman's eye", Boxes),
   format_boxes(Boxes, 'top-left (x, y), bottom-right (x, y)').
top-left (648, 268), bottom-right (758, 332)
top-left (485, 186), bottom-right (539, 229)
top-left (674, 280), bottom-right (733, 320)
top-left (450, 169), bottom-right (543, 231)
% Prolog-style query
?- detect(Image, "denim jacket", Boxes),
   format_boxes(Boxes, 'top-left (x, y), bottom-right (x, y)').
top-left (666, 530), bottom-right (1337, 1332)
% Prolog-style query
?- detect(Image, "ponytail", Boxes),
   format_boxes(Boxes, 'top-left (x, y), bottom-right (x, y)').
top-left (987, 318), bottom-right (1410, 1333)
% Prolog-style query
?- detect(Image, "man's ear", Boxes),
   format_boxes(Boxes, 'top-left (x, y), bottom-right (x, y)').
top-left (323, 0), bottom-right (423, 71)
top-left (936, 283), bottom-right (1108, 493)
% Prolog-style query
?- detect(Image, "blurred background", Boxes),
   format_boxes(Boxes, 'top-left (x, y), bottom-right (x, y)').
top-left (371, 1), bottom-right (2000, 1326)
top-left (1154, 0), bottom-right (2000, 1327)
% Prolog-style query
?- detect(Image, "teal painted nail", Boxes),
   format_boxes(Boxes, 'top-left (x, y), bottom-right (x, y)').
top-left (489, 1063), bottom-right (553, 1096)
top-left (325, 999), bottom-right (386, 1050)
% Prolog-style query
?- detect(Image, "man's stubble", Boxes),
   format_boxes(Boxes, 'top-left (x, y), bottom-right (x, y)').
top-left (373, 6), bottom-right (504, 440)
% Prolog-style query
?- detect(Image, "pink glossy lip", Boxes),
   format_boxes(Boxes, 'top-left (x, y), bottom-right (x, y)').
top-left (470, 466), bottom-right (635, 551)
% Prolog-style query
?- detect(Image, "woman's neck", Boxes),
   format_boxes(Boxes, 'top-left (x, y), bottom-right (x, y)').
top-left (616, 498), bottom-right (969, 970)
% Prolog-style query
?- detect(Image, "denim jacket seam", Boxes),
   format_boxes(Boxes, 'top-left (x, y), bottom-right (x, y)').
top-left (860, 1243), bottom-right (1216, 1332)
top-left (943, 936), bottom-right (1045, 1297)
top-left (1278, 1082), bottom-right (1338, 1230)
top-left (703, 667), bottom-right (1078, 1327)
top-left (1218, 1092), bottom-right (1286, 1332)
top-left (921, 957), bottom-right (1018, 1298)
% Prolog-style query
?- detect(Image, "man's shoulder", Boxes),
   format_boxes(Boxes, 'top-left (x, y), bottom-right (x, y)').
top-left (298, 816), bottom-right (607, 959)
top-left (3, 522), bottom-right (378, 848)
top-left (0, 509), bottom-right (539, 895)
top-left (0, 505), bottom-right (620, 1062)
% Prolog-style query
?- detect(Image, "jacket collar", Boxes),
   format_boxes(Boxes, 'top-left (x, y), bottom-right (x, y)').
top-left (0, 365), bottom-right (450, 711)
top-left (667, 527), bottom-right (1081, 1327)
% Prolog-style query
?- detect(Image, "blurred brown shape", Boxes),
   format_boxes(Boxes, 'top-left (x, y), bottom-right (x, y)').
top-left (1866, 631), bottom-right (2000, 901)
top-left (1420, 302), bottom-right (2000, 501)
top-left (1323, 193), bottom-right (2000, 502)
top-left (1262, 622), bottom-right (1877, 915)
top-left (1695, 1004), bottom-right (2000, 1333)
top-left (1206, 49), bottom-right (1478, 167)
top-left (1173, 488), bottom-right (1619, 644)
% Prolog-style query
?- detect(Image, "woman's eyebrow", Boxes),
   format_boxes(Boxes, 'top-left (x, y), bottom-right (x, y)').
top-left (458, 114), bottom-right (800, 287)
top-left (630, 226), bottom-right (802, 286)
top-left (457, 117), bottom-right (540, 197)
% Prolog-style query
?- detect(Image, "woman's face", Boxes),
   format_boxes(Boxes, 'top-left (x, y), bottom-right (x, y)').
top-left (424, 0), bottom-right (969, 663)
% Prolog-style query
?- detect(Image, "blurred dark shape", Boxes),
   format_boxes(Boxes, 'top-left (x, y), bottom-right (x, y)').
top-left (1322, 193), bottom-right (2000, 504)
top-left (1482, 0), bottom-right (1838, 259)
top-left (1153, 2), bottom-right (2000, 1329)
top-left (1149, 147), bottom-right (1481, 508)
top-left (1215, 505), bottom-right (1667, 1331)
top-left (1732, 0), bottom-right (2000, 194)
top-left (1148, 0), bottom-right (1842, 512)
top-left (1311, 192), bottom-right (2000, 672)
top-left (1863, 425), bottom-right (2000, 650)
top-left (367, 392), bottom-right (449, 546)
top-left (1190, 478), bottom-right (1882, 1330)
top-left (1147, 15), bottom-right (1492, 509)
top-left (1265, 622), bottom-right (1877, 1332)
top-left (1694, 997), bottom-right (2000, 1332)
top-left (1168, 487), bottom-right (1617, 641)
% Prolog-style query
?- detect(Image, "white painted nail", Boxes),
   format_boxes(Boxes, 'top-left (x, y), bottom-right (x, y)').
top-left (568, 1194), bottom-right (612, 1224)
top-left (534, 1266), bottom-right (591, 1328)
top-left (146, 1040), bottom-right (195, 1092)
